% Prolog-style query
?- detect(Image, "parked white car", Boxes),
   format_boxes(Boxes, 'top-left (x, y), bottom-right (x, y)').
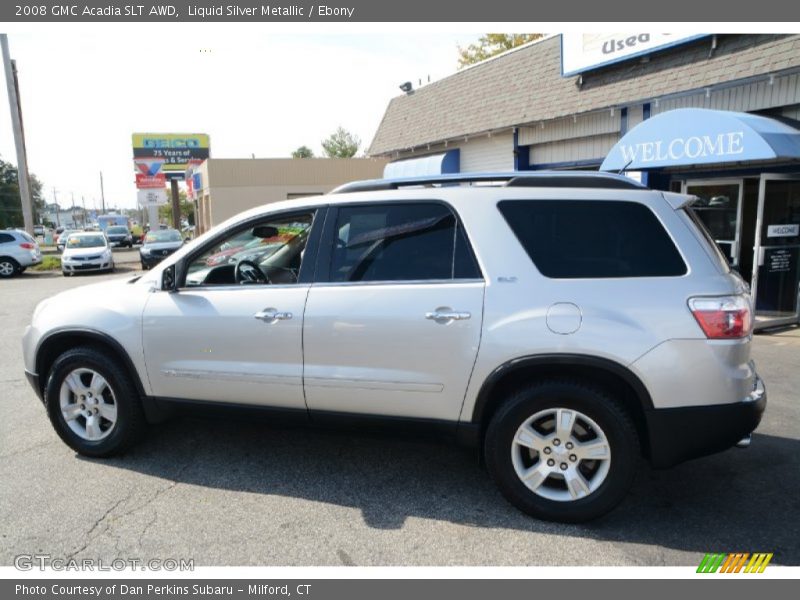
top-left (22, 172), bottom-right (766, 522)
top-left (0, 229), bottom-right (42, 278)
top-left (60, 232), bottom-right (114, 276)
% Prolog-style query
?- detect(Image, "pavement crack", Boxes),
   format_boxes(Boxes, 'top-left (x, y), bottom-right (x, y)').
top-left (66, 495), bottom-right (128, 560)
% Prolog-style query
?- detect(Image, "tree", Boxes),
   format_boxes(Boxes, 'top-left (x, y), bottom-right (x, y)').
top-left (321, 127), bottom-right (360, 158)
top-left (0, 156), bottom-right (46, 229)
top-left (158, 189), bottom-right (195, 228)
top-left (291, 145), bottom-right (315, 158)
top-left (458, 34), bottom-right (544, 68)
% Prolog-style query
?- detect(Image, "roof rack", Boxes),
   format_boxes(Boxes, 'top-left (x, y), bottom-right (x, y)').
top-left (329, 171), bottom-right (646, 194)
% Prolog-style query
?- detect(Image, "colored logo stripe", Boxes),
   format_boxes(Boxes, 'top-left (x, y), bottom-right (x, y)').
top-left (697, 553), bottom-right (773, 573)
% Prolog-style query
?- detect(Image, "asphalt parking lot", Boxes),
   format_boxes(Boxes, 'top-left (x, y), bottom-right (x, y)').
top-left (1, 250), bottom-right (798, 566)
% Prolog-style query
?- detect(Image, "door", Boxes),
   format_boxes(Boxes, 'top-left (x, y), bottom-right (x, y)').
top-left (751, 175), bottom-right (800, 327)
top-left (683, 179), bottom-right (744, 267)
top-left (142, 209), bottom-right (321, 407)
top-left (303, 201), bottom-right (485, 421)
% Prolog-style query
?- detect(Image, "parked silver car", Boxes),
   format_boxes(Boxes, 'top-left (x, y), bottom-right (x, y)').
top-left (60, 232), bottom-right (114, 276)
top-left (21, 172), bottom-right (766, 522)
top-left (0, 229), bottom-right (42, 278)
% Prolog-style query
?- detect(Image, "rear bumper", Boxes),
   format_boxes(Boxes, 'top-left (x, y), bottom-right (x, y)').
top-left (646, 375), bottom-right (766, 468)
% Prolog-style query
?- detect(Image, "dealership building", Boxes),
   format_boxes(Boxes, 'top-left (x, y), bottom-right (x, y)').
top-left (193, 157), bottom-right (387, 232)
top-left (368, 34), bottom-right (800, 328)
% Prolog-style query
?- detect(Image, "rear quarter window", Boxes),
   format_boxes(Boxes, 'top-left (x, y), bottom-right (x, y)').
top-left (498, 199), bottom-right (687, 278)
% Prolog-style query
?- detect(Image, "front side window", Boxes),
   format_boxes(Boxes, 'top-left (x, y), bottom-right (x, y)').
top-left (185, 212), bottom-right (315, 286)
top-left (498, 200), bottom-right (687, 278)
top-left (327, 202), bottom-right (481, 283)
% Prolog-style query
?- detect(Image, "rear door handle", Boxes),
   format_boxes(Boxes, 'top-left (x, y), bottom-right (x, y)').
top-left (425, 308), bottom-right (471, 323)
top-left (254, 308), bottom-right (293, 323)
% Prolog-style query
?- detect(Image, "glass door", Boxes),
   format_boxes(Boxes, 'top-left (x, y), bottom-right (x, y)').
top-left (751, 175), bottom-right (800, 328)
top-left (683, 179), bottom-right (743, 267)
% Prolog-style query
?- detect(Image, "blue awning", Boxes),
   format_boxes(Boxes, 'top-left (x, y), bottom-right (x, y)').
top-left (383, 150), bottom-right (460, 179)
top-left (600, 108), bottom-right (800, 171)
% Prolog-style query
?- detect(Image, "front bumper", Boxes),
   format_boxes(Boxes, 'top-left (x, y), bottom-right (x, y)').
top-left (646, 375), bottom-right (766, 468)
top-left (62, 260), bottom-right (112, 273)
top-left (140, 252), bottom-right (173, 268)
top-left (25, 369), bottom-right (43, 403)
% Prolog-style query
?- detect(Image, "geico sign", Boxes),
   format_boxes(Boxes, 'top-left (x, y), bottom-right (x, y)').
top-left (141, 138), bottom-right (202, 149)
top-left (620, 131), bottom-right (745, 163)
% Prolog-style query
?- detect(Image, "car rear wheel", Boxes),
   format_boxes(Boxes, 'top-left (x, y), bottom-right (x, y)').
top-left (0, 257), bottom-right (19, 278)
top-left (45, 346), bottom-right (147, 457)
top-left (484, 380), bottom-right (638, 522)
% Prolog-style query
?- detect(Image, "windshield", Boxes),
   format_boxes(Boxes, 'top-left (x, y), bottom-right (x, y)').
top-left (107, 226), bottom-right (128, 234)
top-left (67, 234), bottom-right (106, 248)
top-left (145, 230), bottom-right (182, 243)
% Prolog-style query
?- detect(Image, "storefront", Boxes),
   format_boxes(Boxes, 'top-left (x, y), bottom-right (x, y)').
top-left (368, 34), bottom-right (800, 328)
top-left (601, 108), bottom-right (800, 329)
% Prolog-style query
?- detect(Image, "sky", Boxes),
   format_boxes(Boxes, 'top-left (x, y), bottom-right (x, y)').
top-left (0, 30), bottom-right (481, 212)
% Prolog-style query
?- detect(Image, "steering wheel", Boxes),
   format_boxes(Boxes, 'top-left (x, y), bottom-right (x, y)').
top-left (235, 259), bottom-right (269, 285)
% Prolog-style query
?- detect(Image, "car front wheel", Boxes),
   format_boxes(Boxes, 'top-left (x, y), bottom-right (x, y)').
top-left (45, 346), bottom-right (147, 457)
top-left (484, 380), bottom-right (638, 523)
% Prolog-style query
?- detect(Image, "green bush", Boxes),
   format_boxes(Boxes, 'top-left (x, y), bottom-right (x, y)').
top-left (31, 256), bottom-right (61, 271)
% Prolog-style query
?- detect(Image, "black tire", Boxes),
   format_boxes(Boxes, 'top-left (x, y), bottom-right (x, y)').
top-left (44, 346), bottom-right (147, 457)
top-left (0, 257), bottom-right (19, 278)
top-left (484, 380), bottom-right (638, 523)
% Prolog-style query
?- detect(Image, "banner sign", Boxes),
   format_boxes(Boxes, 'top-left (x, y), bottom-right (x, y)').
top-left (137, 188), bottom-right (168, 207)
top-left (132, 133), bottom-right (210, 176)
top-left (135, 173), bottom-right (166, 189)
top-left (561, 33), bottom-right (707, 76)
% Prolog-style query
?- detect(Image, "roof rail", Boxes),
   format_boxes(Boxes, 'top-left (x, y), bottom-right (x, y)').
top-left (329, 171), bottom-right (646, 194)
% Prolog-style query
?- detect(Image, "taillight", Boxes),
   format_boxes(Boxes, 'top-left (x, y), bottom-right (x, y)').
top-left (19, 242), bottom-right (35, 250)
top-left (689, 295), bottom-right (752, 339)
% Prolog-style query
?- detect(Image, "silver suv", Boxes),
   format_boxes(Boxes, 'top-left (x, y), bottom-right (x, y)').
top-left (22, 172), bottom-right (766, 522)
top-left (0, 229), bottom-right (42, 277)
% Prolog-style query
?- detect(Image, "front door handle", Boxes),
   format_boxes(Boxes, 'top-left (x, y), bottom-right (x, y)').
top-left (254, 308), bottom-right (293, 323)
top-left (425, 308), bottom-right (471, 324)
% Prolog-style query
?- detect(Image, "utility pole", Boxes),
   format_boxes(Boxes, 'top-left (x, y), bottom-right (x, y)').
top-left (1, 34), bottom-right (34, 234)
top-left (81, 196), bottom-right (87, 227)
top-left (99, 171), bottom-right (106, 214)
top-left (52, 187), bottom-right (60, 228)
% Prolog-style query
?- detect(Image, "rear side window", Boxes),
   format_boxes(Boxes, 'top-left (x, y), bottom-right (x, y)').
top-left (498, 200), bottom-right (686, 278)
top-left (328, 202), bottom-right (481, 283)
top-left (0, 233), bottom-right (13, 243)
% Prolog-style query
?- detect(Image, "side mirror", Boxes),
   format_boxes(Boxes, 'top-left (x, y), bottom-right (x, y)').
top-left (161, 264), bottom-right (177, 292)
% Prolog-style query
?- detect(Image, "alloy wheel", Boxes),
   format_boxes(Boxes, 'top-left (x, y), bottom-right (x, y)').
top-left (511, 407), bottom-right (611, 502)
top-left (58, 367), bottom-right (118, 441)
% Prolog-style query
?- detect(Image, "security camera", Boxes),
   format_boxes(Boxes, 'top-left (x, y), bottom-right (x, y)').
top-left (399, 81), bottom-right (413, 93)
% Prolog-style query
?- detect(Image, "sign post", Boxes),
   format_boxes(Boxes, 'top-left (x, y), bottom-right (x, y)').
top-left (170, 178), bottom-right (180, 230)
